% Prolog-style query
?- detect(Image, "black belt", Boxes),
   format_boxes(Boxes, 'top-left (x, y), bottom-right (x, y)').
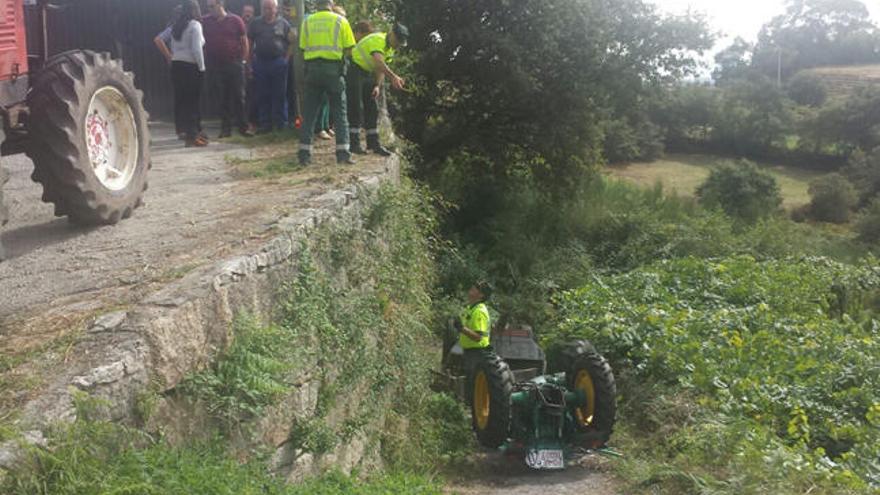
top-left (351, 65), bottom-right (371, 76)
top-left (305, 58), bottom-right (343, 65)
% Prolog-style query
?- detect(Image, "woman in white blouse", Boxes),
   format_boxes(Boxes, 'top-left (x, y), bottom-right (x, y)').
top-left (154, 1), bottom-right (207, 147)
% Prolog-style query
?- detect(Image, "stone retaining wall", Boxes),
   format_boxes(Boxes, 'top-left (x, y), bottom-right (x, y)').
top-left (2, 156), bottom-right (401, 479)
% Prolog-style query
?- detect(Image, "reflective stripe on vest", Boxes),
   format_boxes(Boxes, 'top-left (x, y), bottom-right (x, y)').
top-left (303, 12), bottom-right (344, 55)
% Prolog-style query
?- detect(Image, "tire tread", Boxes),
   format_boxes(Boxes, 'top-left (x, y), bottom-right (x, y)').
top-left (25, 50), bottom-right (150, 225)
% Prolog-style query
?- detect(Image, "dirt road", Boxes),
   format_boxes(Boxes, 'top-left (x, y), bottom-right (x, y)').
top-left (0, 124), bottom-right (387, 321)
top-left (446, 450), bottom-right (622, 495)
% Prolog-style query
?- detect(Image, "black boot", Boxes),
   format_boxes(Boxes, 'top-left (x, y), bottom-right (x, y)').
top-left (367, 134), bottom-right (392, 156)
top-left (337, 152), bottom-right (356, 165)
top-left (350, 133), bottom-right (368, 155)
top-left (298, 149), bottom-right (311, 166)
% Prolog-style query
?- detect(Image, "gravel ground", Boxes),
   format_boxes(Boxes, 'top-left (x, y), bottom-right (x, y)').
top-left (446, 449), bottom-right (622, 495)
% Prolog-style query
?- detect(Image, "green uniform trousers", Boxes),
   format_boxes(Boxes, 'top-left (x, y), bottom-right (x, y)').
top-left (346, 66), bottom-right (381, 151)
top-left (298, 60), bottom-right (350, 163)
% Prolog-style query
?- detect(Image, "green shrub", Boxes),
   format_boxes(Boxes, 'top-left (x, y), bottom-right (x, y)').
top-left (696, 160), bottom-right (782, 223)
top-left (807, 173), bottom-right (857, 224)
top-left (856, 198), bottom-right (880, 244)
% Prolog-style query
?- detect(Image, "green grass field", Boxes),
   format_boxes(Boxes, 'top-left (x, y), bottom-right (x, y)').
top-left (607, 153), bottom-right (825, 209)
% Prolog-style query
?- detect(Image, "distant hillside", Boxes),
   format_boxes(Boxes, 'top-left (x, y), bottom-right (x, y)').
top-left (803, 64), bottom-right (880, 100)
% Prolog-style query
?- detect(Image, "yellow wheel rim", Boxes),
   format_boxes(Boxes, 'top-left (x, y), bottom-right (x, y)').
top-left (574, 369), bottom-right (596, 427)
top-left (474, 371), bottom-right (490, 430)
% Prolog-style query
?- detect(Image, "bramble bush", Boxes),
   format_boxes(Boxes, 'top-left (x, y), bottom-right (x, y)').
top-left (544, 255), bottom-right (880, 492)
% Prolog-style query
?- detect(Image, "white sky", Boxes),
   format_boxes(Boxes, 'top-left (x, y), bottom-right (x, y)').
top-left (650, 0), bottom-right (880, 47)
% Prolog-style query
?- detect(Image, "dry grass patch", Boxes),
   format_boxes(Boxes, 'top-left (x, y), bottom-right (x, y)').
top-left (607, 153), bottom-right (824, 210)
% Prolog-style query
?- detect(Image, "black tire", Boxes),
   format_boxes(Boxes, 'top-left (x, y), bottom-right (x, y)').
top-left (470, 353), bottom-right (514, 448)
top-left (25, 50), bottom-right (150, 225)
top-left (0, 163), bottom-right (8, 260)
top-left (547, 339), bottom-right (596, 374)
top-left (566, 343), bottom-right (616, 448)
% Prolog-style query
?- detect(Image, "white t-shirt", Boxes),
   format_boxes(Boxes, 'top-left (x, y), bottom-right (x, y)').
top-left (159, 20), bottom-right (206, 72)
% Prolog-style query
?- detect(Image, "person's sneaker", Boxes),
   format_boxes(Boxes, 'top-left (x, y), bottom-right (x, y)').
top-left (238, 127), bottom-right (255, 138)
top-left (327, 129), bottom-right (336, 137)
top-left (350, 145), bottom-right (368, 155)
top-left (185, 137), bottom-right (208, 148)
top-left (337, 156), bottom-right (356, 165)
top-left (317, 130), bottom-right (332, 140)
top-left (369, 145), bottom-right (393, 157)
top-left (218, 130), bottom-right (232, 139)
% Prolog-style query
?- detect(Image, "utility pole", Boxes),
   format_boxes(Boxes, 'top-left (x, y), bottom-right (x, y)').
top-left (777, 47), bottom-right (782, 88)
top-left (293, 0), bottom-right (305, 122)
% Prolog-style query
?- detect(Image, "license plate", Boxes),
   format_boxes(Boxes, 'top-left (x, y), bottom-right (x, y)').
top-left (525, 449), bottom-right (565, 470)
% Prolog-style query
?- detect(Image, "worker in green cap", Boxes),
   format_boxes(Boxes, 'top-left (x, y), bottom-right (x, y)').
top-left (346, 22), bottom-right (409, 156)
top-left (298, 0), bottom-right (356, 165)
top-left (455, 280), bottom-right (494, 393)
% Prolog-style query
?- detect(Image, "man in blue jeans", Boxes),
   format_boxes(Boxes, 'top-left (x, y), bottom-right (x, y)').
top-left (248, 0), bottom-right (290, 133)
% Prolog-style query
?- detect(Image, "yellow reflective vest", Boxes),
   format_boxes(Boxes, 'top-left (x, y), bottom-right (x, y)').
top-left (459, 302), bottom-right (490, 350)
top-left (352, 32), bottom-right (394, 73)
top-left (299, 10), bottom-right (355, 61)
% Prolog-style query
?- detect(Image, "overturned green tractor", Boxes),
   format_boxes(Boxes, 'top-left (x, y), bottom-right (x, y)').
top-left (434, 325), bottom-right (616, 470)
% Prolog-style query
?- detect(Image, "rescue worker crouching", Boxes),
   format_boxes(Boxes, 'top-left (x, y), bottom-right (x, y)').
top-left (347, 22), bottom-right (408, 156)
top-left (297, 0), bottom-right (356, 166)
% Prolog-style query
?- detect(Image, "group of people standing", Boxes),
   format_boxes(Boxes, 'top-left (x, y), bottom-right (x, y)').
top-left (153, 0), bottom-right (407, 166)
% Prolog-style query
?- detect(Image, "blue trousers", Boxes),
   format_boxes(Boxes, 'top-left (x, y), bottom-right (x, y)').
top-left (253, 57), bottom-right (289, 131)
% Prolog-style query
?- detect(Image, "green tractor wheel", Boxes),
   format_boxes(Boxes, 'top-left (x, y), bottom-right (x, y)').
top-left (566, 343), bottom-right (616, 448)
top-left (471, 353), bottom-right (514, 448)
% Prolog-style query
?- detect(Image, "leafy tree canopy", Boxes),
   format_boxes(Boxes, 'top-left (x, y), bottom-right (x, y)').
top-left (752, 0), bottom-right (880, 78)
top-left (391, 0), bottom-right (712, 194)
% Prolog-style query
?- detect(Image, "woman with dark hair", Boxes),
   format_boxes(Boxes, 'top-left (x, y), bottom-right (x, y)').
top-left (154, 0), bottom-right (207, 147)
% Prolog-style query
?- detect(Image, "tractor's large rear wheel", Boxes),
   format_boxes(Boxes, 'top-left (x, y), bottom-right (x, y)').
top-left (470, 352), bottom-right (514, 448)
top-left (566, 342), bottom-right (616, 448)
top-left (25, 50), bottom-right (150, 225)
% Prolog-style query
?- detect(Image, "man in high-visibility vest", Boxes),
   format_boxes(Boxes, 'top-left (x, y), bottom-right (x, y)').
top-left (455, 281), bottom-right (494, 392)
top-left (347, 23), bottom-right (409, 156)
top-left (297, 0), bottom-right (356, 165)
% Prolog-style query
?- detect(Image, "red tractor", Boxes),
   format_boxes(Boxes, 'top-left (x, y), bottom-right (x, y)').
top-left (0, 0), bottom-right (150, 259)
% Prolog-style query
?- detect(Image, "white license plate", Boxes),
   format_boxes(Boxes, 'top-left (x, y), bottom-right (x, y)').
top-left (526, 449), bottom-right (565, 470)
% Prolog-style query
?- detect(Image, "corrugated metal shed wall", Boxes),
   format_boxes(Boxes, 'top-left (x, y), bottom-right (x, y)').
top-left (36, 0), bottom-right (264, 120)
top-left (35, 0), bottom-right (178, 119)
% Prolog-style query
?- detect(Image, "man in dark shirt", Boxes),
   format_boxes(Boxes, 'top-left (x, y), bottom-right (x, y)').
top-left (204, 0), bottom-right (252, 138)
top-left (241, 3), bottom-right (255, 23)
top-left (248, 0), bottom-right (291, 133)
